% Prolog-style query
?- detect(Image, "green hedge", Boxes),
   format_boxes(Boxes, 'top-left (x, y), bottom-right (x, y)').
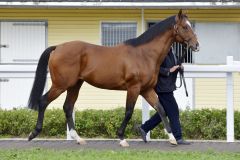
top-left (0, 108), bottom-right (239, 140)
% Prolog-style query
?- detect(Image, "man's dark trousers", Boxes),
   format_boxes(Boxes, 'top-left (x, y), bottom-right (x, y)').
top-left (141, 92), bottom-right (182, 141)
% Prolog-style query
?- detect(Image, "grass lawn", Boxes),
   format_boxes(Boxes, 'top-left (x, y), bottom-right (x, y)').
top-left (0, 148), bottom-right (240, 160)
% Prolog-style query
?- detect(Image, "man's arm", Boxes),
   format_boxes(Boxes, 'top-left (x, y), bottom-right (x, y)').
top-left (159, 67), bottom-right (170, 76)
top-left (160, 65), bottom-right (180, 76)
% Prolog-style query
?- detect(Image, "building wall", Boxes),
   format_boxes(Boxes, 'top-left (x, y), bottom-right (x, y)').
top-left (0, 8), bottom-right (239, 110)
top-left (0, 8), bottom-right (144, 110)
top-left (234, 73), bottom-right (240, 110)
top-left (195, 73), bottom-right (240, 110)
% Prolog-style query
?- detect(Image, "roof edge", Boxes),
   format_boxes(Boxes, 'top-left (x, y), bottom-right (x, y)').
top-left (0, 2), bottom-right (240, 9)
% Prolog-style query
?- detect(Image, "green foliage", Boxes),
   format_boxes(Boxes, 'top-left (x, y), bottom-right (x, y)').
top-left (0, 108), bottom-right (239, 140)
top-left (75, 108), bottom-right (141, 138)
top-left (42, 110), bottom-right (65, 136)
top-left (180, 109), bottom-right (227, 139)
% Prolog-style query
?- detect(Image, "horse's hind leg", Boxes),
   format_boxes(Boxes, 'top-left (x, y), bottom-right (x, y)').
top-left (28, 86), bottom-right (65, 141)
top-left (117, 85), bottom-right (140, 147)
top-left (63, 80), bottom-right (86, 145)
top-left (141, 89), bottom-right (177, 145)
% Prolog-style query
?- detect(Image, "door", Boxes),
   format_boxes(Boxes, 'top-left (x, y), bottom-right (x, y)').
top-left (0, 21), bottom-right (46, 109)
top-left (0, 21), bottom-right (46, 64)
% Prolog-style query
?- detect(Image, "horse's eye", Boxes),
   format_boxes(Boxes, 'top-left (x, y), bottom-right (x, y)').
top-left (183, 26), bottom-right (188, 30)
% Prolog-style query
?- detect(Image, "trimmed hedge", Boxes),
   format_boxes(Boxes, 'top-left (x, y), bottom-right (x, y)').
top-left (0, 108), bottom-right (239, 140)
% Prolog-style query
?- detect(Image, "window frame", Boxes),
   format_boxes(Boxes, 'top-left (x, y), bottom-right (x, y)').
top-left (100, 21), bottom-right (138, 46)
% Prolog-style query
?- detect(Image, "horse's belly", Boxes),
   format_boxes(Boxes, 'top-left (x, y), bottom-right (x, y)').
top-left (85, 79), bottom-right (127, 90)
top-left (83, 73), bottom-right (127, 90)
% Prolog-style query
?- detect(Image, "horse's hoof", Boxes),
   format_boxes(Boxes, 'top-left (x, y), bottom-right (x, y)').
top-left (77, 138), bottom-right (87, 145)
top-left (119, 139), bottom-right (129, 147)
top-left (169, 138), bottom-right (177, 145)
top-left (28, 132), bottom-right (34, 141)
top-left (167, 133), bottom-right (177, 145)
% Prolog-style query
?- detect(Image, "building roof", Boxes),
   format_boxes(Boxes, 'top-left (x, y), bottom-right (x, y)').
top-left (0, 0), bottom-right (239, 2)
top-left (0, 0), bottom-right (239, 8)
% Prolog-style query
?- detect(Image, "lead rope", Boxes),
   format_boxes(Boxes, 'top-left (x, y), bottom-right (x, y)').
top-left (177, 44), bottom-right (188, 97)
top-left (180, 66), bottom-right (188, 97)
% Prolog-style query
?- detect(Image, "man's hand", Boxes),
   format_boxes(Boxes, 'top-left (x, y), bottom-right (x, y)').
top-left (170, 65), bottom-right (180, 73)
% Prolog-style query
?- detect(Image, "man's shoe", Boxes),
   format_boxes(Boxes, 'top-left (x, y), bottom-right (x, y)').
top-left (138, 126), bottom-right (147, 143)
top-left (177, 139), bottom-right (191, 145)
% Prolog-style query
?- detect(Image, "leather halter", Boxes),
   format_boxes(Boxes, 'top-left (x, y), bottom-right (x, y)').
top-left (173, 24), bottom-right (195, 46)
top-left (174, 24), bottom-right (189, 97)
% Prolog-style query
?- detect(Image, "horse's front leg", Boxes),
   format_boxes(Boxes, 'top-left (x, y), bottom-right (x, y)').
top-left (141, 89), bottom-right (177, 145)
top-left (117, 85), bottom-right (140, 147)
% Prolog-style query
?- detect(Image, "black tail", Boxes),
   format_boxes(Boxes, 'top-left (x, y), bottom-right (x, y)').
top-left (28, 46), bottom-right (56, 111)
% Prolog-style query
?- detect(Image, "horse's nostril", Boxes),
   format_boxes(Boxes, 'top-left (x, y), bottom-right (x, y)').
top-left (196, 42), bottom-right (199, 47)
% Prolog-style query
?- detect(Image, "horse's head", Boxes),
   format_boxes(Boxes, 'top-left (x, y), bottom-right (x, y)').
top-left (174, 10), bottom-right (200, 52)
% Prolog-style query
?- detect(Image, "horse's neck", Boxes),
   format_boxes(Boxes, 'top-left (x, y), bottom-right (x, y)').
top-left (143, 30), bottom-right (175, 66)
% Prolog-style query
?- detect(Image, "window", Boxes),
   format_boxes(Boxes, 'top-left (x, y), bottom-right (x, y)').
top-left (148, 22), bottom-right (194, 64)
top-left (101, 22), bottom-right (137, 46)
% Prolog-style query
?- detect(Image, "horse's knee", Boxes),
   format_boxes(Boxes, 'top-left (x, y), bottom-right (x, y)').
top-left (64, 110), bottom-right (72, 119)
top-left (63, 104), bottom-right (73, 118)
top-left (125, 109), bottom-right (133, 120)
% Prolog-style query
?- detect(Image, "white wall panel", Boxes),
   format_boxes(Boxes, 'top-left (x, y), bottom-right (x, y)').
top-left (0, 77), bottom-right (34, 109)
top-left (0, 21), bottom-right (46, 63)
top-left (195, 22), bottom-right (240, 64)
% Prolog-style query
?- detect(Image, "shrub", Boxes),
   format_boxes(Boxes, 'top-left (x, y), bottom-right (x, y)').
top-left (0, 108), bottom-right (239, 140)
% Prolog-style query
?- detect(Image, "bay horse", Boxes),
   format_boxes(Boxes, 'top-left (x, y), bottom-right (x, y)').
top-left (28, 10), bottom-right (199, 147)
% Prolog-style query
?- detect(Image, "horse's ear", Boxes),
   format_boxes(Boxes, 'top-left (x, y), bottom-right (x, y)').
top-left (175, 9), bottom-right (183, 23)
top-left (178, 9), bottom-right (183, 19)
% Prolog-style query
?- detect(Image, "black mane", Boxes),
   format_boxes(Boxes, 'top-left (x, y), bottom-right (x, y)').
top-left (124, 16), bottom-right (176, 47)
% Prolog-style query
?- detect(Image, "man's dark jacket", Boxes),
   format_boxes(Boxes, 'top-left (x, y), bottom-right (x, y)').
top-left (155, 48), bottom-right (179, 93)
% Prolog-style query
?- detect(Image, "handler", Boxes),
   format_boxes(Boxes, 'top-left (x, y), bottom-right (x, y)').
top-left (139, 47), bottom-right (190, 145)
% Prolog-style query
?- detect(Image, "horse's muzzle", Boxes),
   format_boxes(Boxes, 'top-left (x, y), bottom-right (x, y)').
top-left (191, 42), bottom-right (200, 52)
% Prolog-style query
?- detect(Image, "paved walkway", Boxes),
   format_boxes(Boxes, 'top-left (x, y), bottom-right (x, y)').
top-left (0, 139), bottom-right (239, 152)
